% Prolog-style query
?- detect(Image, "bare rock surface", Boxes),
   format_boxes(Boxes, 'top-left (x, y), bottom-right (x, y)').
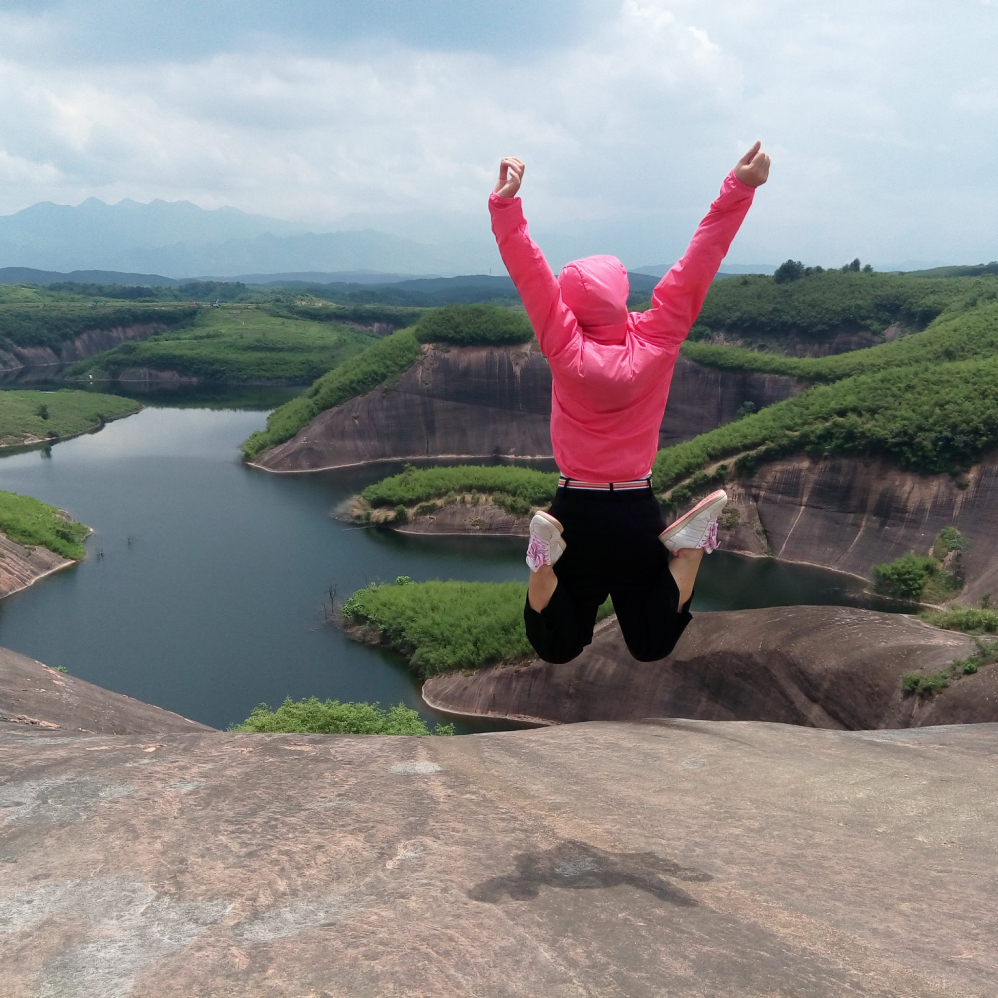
top-left (0, 644), bottom-right (213, 735)
top-left (0, 532), bottom-right (74, 600)
top-left (0, 323), bottom-right (171, 374)
top-left (254, 346), bottom-right (802, 472)
top-left (422, 606), bottom-right (993, 729)
top-left (720, 453), bottom-right (998, 601)
top-left (658, 353), bottom-right (804, 448)
top-left (256, 343), bottom-right (553, 472)
top-left (1, 719), bottom-right (996, 996)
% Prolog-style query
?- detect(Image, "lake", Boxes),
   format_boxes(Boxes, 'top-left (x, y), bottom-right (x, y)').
top-left (0, 397), bottom-right (904, 731)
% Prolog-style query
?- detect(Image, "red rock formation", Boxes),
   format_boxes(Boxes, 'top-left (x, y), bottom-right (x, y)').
top-left (0, 531), bottom-right (75, 600)
top-left (718, 453), bottom-right (998, 602)
top-left (255, 344), bottom-right (803, 472)
top-left (422, 606), bottom-right (991, 729)
top-left (0, 323), bottom-right (172, 375)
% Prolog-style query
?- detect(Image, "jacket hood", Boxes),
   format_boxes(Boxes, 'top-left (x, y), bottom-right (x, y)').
top-left (558, 255), bottom-right (630, 345)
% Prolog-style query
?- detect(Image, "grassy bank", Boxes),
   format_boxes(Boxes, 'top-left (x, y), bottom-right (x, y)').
top-left (67, 305), bottom-right (375, 384)
top-left (0, 490), bottom-right (89, 560)
top-left (232, 697), bottom-right (453, 735)
top-left (688, 270), bottom-right (982, 347)
top-left (0, 389), bottom-right (141, 448)
top-left (242, 304), bottom-right (534, 460)
top-left (341, 577), bottom-right (613, 676)
top-left (362, 464), bottom-right (559, 510)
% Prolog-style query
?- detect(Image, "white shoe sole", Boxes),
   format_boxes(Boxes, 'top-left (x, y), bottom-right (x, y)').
top-left (660, 490), bottom-right (728, 552)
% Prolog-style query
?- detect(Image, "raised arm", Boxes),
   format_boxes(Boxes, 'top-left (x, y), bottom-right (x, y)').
top-left (489, 157), bottom-right (578, 361)
top-left (634, 142), bottom-right (769, 349)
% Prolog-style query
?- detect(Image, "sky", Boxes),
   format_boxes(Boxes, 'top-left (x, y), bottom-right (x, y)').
top-left (0, 0), bottom-right (996, 269)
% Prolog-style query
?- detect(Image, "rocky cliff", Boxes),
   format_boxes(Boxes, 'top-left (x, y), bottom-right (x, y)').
top-left (718, 452), bottom-right (998, 602)
top-left (0, 322), bottom-right (170, 378)
top-left (0, 644), bottom-right (212, 734)
top-left (422, 606), bottom-right (990, 729)
top-left (0, 530), bottom-right (76, 600)
top-left (254, 346), bottom-right (803, 472)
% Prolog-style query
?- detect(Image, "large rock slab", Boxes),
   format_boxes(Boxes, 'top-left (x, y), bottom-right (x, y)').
top-left (0, 531), bottom-right (74, 600)
top-left (1, 720), bottom-right (995, 996)
top-left (422, 606), bottom-right (990, 729)
top-left (0, 645), bottom-right (213, 735)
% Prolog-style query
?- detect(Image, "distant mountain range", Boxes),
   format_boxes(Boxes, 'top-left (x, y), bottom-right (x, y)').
top-left (0, 198), bottom-right (503, 278)
top-left (0, 266), bottom-right (429, 287)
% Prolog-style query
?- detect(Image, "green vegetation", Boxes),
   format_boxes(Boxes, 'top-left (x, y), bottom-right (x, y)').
top-left (0, 301), bottom-right (196, 353)
top-left (242, 304), bottom-right (536, 460)
top-left (341, 577), bottom-right (612, 675)
top-left (689, 270), bottom-right (982, 347)
top-left (231, 696), bottom-right (453, 735)
top-left (413, 303), bottom-right (532, 346)
top-left (242, 327), bottom-right (423, 459)
top-left (0, 490), bottom-right (89, 560)
top-left (68, 305), bottom-right (375, 384)
top-left (921, 606), bottom-right (998, 635)
top-left (0, 389), bottom-right (141, 448)
top-left (362, 464), bottom-right (559, 512)
top-left (902, 636), bottom-right (998, 696)
top-left (871, 529), bottom-right (968, 603)
top-left (342, 578), bottom-right (534, 675)
top-left (653, 294), bottom-right (998, 493)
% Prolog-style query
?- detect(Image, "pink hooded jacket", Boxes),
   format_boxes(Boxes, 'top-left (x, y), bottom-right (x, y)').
top-left (489, 171), bottom-right (755, 482)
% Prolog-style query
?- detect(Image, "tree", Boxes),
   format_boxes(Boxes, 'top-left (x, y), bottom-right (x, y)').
top-left (841, 258), bottom-right (861, 273)
top-left (773, 259), bottom-right (806, 284)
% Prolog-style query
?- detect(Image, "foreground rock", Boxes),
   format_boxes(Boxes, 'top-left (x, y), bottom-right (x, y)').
top-left (2, 720), bottom-right (995, 996)
top-left (423, 606), bottom-right (992, 729)
top-left (0, 644), bottom-right (213, 734)
top-left (254, 346), bottom-right (802, 472)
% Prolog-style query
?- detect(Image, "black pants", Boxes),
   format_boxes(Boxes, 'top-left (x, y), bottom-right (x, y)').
top-left (523, 485), bottom-right (693, 664)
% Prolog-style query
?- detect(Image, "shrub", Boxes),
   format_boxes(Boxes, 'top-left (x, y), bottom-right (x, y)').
top-left (414, 303), bottom-right (533, 346)
top-left (231, 696), bottom-right (453, 735)
top-left (872, 552), bottom-right (936, 599)
top-left (921, 607), bottom-right (998, 635)
top-left (362, 465), bottom-right (559, 509)
top-left (901, 670), bottom-right (950, 695)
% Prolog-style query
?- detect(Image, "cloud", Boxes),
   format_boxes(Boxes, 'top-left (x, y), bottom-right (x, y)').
top-left (0, 0), bottom-right (994, 268)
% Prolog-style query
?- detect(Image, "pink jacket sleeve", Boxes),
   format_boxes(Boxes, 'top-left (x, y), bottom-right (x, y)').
top-left (633, 172), bottom-right (755, 348)
top-left (489, 193), bottom-right (579, 362)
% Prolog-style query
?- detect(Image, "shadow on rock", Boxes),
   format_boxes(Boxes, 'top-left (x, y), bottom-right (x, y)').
top-left (468, 839), bottom-right (712, 906)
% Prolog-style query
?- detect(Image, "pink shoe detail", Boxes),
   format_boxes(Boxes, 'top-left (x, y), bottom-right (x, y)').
top-left (525, 534), bottom-right (552, 571)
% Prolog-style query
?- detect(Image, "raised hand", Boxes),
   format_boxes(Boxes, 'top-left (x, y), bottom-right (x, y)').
top-left (733, 142), bottom-right (770, 188)
top-left (494, 157), bottom-right (525, 198)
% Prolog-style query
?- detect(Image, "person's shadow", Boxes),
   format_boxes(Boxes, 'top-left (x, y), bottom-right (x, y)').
top-left (467, 839), bottom-right (712, 906)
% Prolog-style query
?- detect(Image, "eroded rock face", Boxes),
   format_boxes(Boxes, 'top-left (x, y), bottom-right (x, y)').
top-left (422, 606), bottom-right (990, 729)
top-left (255, 346), bottom-right (803, 472)
top-left (0, 323), bottom-right (171, 374)
top-left (2, 721), bottom-right (997, 995)
top-left (719, 453), bottom-right (998, 602)
top-left (0, 531), bottom-right (73, 600)
top-left (0, 644), bottom-right (213, 734)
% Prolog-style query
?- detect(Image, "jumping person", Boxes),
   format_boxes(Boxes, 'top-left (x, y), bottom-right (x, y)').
top-left (489, 143), bottom-right (770, 664)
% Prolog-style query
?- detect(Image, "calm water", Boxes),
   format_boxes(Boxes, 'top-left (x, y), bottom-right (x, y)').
top-left (0, 400), bottom-right (902, 730)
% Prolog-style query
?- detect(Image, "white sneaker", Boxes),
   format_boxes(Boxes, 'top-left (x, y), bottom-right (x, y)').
top-left (525, 511), bottom-right (566, 571)
top-left (660, 490), bottom-right (728, 554)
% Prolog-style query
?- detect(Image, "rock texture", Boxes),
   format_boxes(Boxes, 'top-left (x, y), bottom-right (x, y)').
top-left (0, 644), bottom-right (213, 735)
top-left (254, 345), bottom-right (803, 472)
top-left (422, 606), bottom-right (991, 729)
top-left (2, 719), bottom-right (996, 996)
top-left (0, 531), bottom-right (75, 600)
top-left (0, 323), bottom-right (171, 376)
top-left (719, 452), bottom-right (998, 602)
top-left (657, 353), bottom-right (804, 448)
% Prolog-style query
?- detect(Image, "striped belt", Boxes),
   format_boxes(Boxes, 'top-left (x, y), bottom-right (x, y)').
top-left (557, 475), bottom-right (652, 492)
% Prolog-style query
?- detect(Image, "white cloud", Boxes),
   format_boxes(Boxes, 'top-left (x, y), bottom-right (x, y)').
top-left (0, 1), bottom-right (994, 267)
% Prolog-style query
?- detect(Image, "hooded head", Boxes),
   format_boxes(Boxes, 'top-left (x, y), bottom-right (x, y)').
top-left (558, 254), bottom-right (630, 345)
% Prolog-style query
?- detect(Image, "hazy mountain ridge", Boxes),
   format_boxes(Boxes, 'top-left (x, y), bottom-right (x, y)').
top-left (0, 198), bottom-right (503, 277)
